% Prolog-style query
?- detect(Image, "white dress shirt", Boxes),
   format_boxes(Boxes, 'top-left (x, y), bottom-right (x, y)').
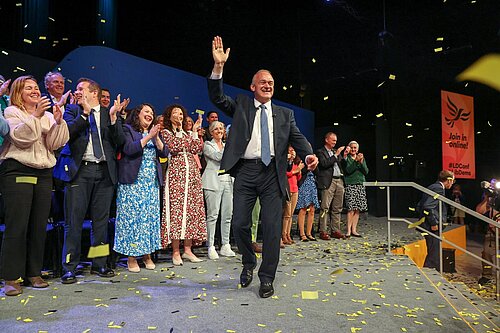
top-left (82, 104), bottom-right (106, 162)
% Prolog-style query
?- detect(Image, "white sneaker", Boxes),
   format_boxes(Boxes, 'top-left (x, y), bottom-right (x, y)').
top-left (220, 244), bottom-right (236, 257)
top-left (208, 246), bottom-right (219, 260)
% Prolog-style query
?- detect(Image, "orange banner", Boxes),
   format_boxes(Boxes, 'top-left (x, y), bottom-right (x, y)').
top-left (441, 90), bottom-right (475, 179)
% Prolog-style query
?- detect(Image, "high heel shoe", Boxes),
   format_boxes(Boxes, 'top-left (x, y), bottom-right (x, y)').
top-left (300, 234), bottom-right (309, 242)
top-left (143, 255), bottom-right (156, 270)
top-left (286, 234), bottom-right (295, 244)
top-left (306, 234), bottom-right (317, 241)
top-left (181, 252), bottom-right (203, 263)
top-left (127, 258), bottom-right (141, 272)
top-left (172, 255), bottom-right (183, 266)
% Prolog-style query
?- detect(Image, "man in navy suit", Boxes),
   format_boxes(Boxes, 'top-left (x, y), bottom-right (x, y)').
top-left (54, 78), bottom-right (125, 284)
top-left (417, 170), bottom-right (455, 270)
top-left (207, 36), bottom-right (318, 298)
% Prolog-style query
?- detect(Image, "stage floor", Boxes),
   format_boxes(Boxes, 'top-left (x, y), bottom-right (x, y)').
top-left (1, 216), bottom-right (498, 332)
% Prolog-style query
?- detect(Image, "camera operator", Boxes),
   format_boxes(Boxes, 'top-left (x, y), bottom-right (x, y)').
top-left (475, 179), bottom-right (500, 285)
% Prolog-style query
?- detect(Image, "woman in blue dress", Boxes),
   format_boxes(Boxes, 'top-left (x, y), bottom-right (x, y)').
top-left (114, 103), bottom-right (168, 272)
top-left (296, 168), bottom-right (320, 242)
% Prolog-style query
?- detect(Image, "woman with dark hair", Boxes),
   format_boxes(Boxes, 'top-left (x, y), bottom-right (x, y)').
top-left (282, 146), bottom-right (303, 245)
top-left (161, 104), bottom-right (206, 265)
top-left (0, 75), bottom-right (69, 295)
top-left (114, 103), bottom-right (168, 272)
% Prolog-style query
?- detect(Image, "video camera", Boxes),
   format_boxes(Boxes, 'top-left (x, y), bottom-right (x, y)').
top-left (481, 179), bottom-right (500, 212)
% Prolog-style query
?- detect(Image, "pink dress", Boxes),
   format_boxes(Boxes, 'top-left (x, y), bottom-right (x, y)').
top-left (161, 129), bottom-right (206, 247)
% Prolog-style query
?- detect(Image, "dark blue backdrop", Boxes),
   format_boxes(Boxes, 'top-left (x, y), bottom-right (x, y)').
top-left (56, 46), bottom-right (315, 141)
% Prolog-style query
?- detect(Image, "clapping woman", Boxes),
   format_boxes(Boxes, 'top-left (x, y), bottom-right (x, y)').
top-left (0, 75), bottom-right (69, 295)
top-left (114, 103), bottom-right (168, 272)
top-left (161, 104), bottom-right (206, 265)
top-left (343, 141), bottom-right (369, 238)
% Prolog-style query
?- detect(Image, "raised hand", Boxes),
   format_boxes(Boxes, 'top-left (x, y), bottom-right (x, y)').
top-left (212, 36), bottom-right (230, 73)
top-left (53, 104), bottom-right (63, 124)
top-left (80, 94), bottom-right (92, 115)
top-left (192, 114), bottom-right (203, 132)
top-left (335, 146), bottom-right (345, 156)
top-left (109, 94), bottom-right (122, 122)
top-left (305, 154), bottom-right (319, 171)
top-left (0, 79), bottom-right (11, 96)
top-left (57, 90), bottom-right (72, 107)
top-left (34, 96), bottom-right (51, 118)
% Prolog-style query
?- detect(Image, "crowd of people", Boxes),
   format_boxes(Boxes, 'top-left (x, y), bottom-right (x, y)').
top-left (0, 36), bottom-right (372, 298)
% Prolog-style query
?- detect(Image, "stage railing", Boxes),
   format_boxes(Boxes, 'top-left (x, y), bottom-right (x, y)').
top-left (364, 181), bottom-right (499, 301)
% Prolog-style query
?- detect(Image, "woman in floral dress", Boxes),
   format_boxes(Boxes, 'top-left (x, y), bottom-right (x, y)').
top-left (161, 104), bottom-right (206, 265)
top-left (114, 103), bottom-right (168, 272)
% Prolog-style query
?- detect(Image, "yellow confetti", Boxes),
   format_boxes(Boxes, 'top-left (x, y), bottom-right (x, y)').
top-left (434, 47), bottom-right (443, 52)
top-left (195, 109), bottom-right (205, 115)
top-left (376, 113), bottom-right (383, 118)
top-left (401, 328), bottom-right (407, 332)
top-left (39, 36), bottom-right (47, 40)
top-left (389, 74), bottom-right (396, 80)
top-left (66, 253), bottom-right (71, 263)
top-left (408, 217), bottom-right (425, 229)
top-left (48, 17), bottom-right (55, 22)
top-left (23, 318), bottom-right (33, 322)
top-left (382, 155), bottom-right (388, 160)
top-left (301, 291), bottom-right (319, 299)
top-left (423, 210), bottom-right (429, 215)
top-left (148, 327), bottom-right (157, 330)
top-left (297, 313), bottom-right (304, 318)
top-left (100, 19), bottom-right (106, 23)
top-left (226, 330), bottom-right (236, 333)
top-left (312, 58), bottom-right (316, 63)
top-left (188, 316), bottom-right (198, 319)
top-left (87, 244), bottom-right (110, 258)
top-left (257, 324), bottom-right (266, 327)
top-left (23, 39), bottom-right (32, 44)
top-left (389, 162), bottom-right (395, 166)
top-left (331, 268), bottom-right (344, 275)
top-left (350, 328), bottom-right (362, 333)
top-left (436, 37), bottom-right (444, 41)
top-left (82, 329), bottom-right (91, 333)
top-left (130, 243), bottom-right (138, 248)
top-left (377, 81), bottom-right (385, 88)
top-left (433, 194), bottom-right (439, 199)
top-left (1, 50), bottom-right (8, 55)
top-left (323, 96), bottom-right (329, 100)
top-left (408, 207), bottom-right (415, 211)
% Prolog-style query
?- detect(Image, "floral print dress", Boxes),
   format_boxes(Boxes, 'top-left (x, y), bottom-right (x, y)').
top-left (161, 129), bottom-right (206, 247)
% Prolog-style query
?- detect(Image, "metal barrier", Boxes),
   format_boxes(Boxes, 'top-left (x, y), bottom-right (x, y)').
top-left (364, 181), bottom-right (500, 300)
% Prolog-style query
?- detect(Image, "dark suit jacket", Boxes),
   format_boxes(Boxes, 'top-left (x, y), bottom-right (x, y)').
top-left (53, 104), bottom-right (125, 184)
top-left (315, 146), bottom-right (344, 190)
top-left (207, 77), bottom-right (313, 198)
top-left (417, 181), bottom-right (447, 229)
top-left (117, 124), bottom-right (169, 184)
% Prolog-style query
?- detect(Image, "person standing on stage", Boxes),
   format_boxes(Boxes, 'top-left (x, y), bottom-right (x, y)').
top-left (207, 36), bottom-right (318, 298)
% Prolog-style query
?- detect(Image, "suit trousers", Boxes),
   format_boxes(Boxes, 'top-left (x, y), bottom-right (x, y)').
top-left (319, 178), bottom-right (344, 232)
top-left (0, 159), bottom-right (52, 280)
top-left (423, 228), bottom-right (440, 270)
top-left (62, 162), bottom-right (114, 272)
top-left (232, 159), bottom-right (283, 283)
top-left (204, 179), bottom-right (233, 247)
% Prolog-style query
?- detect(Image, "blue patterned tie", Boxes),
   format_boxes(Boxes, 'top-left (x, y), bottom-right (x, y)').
top-left (260, 104), bottom-right (271, 166)
top-left (89, 109), bottom-right (103, 159)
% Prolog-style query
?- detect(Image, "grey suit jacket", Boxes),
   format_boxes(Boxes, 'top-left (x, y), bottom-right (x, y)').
top-left (202, 139), bottom-right (232, 191)
top-left (207, 77), bottom-right (313, 198)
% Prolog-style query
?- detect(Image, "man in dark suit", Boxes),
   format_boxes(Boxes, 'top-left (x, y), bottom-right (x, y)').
top-left (53, 78), bottom-right (125, 284)
top-left (417, 170), bottom-right (455, 270)
top-left (207, 36), bottom-right (318, 298)
top-left (315, 132), bottom-right (347, 240)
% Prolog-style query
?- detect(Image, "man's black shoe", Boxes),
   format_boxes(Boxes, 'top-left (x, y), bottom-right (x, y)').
top-left (240, 266), bottom-right (255, 288)
top-left (61, 271), bottom-right (77, 284)
top-left (91, 267), bottom-right (115, 278)
top-left (259, 282), bottom-right (274, 298)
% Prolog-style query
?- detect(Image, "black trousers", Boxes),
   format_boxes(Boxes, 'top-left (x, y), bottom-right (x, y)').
top-left (0, 159), bottom-right (52, 280)
top-left (61, 162), bottom-right (114, 272)
top-left (424, 228), bottom-right (440, 270)
top-left (232, 159), bottom-right (284, 283)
